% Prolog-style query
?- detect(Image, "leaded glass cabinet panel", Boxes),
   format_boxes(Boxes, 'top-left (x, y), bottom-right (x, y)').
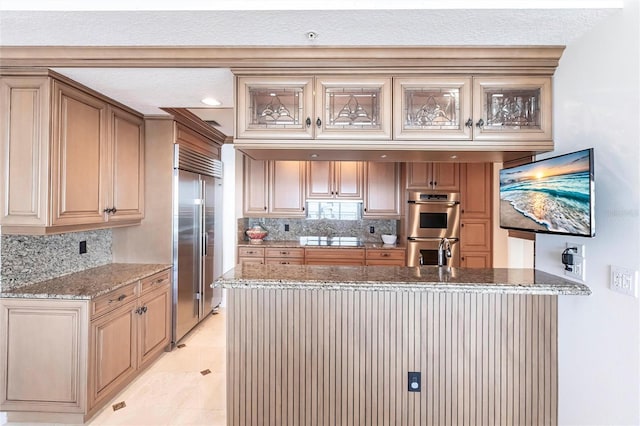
top-left (472, 77), bottom-right (552, 141)
top-left (393, 77), bottom-right (473, 140)
top-left (315, 77), bottom-right (391, 140)
top-left (236, 77), bottom-right (314, 139)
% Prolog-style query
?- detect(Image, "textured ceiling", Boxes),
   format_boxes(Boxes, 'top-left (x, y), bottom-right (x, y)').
top-left (0, 7), bottom-right (621, 133)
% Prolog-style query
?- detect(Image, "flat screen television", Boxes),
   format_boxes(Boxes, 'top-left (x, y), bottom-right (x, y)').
top-left (499, 148), bottom-right (595, 237)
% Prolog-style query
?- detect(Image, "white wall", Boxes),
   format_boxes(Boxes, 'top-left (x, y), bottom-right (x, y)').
top-left (536, 2), bottom-right (640, 424)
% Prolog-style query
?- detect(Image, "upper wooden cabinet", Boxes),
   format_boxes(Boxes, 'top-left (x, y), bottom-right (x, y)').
top-left (243, 156), bottom-right (306, 217)
top-left (306, 161), bottom-right (363, 200)
top-left (236, 75), bottom-right (392, 140)
top-left (363, 162), bottom-right (401, 218)
top-left (0, 74), bottom-right (144, 235)
top-left (393, 76), bottom-right (552, 141)
top-left (406, 162), bottom-right (460, 191)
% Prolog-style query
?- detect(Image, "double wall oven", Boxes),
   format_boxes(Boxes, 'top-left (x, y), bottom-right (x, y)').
top-left (407, 191), bottom-right (461, 267)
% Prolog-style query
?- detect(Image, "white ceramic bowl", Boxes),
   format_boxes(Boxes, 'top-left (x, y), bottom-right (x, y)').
top-left (381, 234), bottom-right (397, 245)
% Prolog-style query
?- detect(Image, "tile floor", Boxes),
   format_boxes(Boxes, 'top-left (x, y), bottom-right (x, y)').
top-left (0, 309), bottom-right (226, 426)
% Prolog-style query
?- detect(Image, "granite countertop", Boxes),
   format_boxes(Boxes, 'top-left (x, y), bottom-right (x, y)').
top-left (0, 263), bottom-right (172, 300)
top-left (216, 264), bottom-right (591, 296)
top-left (238, 240), bottom-right (406, 250)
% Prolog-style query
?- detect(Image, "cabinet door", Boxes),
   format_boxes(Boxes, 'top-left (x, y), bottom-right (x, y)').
top-left (138, 286), bottom-right (171, 368)
top-left (393, 77), bottom-right (473, 140)
top-left (0, 299), bottom-right (88, 414)
top-left (108, 105), bottom-right (145, 223)
top-left (0, 76), bottom-right (51, 228)
top-left (236, 76), bottom-right (314, 139)
top-left (89, 302), bottom-right (137, 410)
top-left (315, 77), bottom-right (392, 140)
top-left (269, 161), bottom-right (306, 217)
top-left (364, 162), bottom-right (400, 217)
top-left (472, 76), bottom-right (552, 141)
top-left (406, 162), bottom-right (431, 188)
top-left (461, 163), bottom-right (492, 218)
top-left (51, 80), bottom-right (108, 227)
top-left (306, 161), bottom-right (333, 199)
top-left (243, 156), bottom-right (268, 216)
top-left (460, 219), bottom-right (492, 252)
top-left (431, 163), bottom-right (460, 191)
top-left (334, 161), bottom-right (363, 199)
top-left (460, 252), bottom-right (492, 268)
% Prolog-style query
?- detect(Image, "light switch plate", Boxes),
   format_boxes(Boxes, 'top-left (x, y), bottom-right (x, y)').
top-left (610, 265), bottom-right (638, 297)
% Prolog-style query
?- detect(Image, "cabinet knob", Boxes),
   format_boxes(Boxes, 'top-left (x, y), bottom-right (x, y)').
top-left (109, 294), bottom-right (127, 303)
top-left (465, 118), bottom-right (473, 128)
top-left (103, 208), bottom-right (111, 214)
top-left (461, 223), bottom-right (465, 227)
top-left (264, 206), bottom-right (267, 211)
top-left (433, 181), bottom-right (437, 186)
top-left (476, 118), bottom-right (485, 129)
top-left (306, 117), bottom-right (311, 128)
top-left (280, 251), bottom-right (289, 255)
top-left (316, 117), bottom-right (322, 128)
top-left (111, 207), bottom-right (117, 214)
top-left (382, 253), bottom-right (390, 257)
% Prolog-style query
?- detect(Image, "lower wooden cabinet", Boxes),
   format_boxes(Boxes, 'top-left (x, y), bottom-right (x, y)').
top-left (0, 268), bottom-right (171, 423)
top-left (366, 248), bottom-right (406, 266)
top-left (305, 248), bottom-right (366, 266)
top-left (460, 252), bottom-right (492, 268)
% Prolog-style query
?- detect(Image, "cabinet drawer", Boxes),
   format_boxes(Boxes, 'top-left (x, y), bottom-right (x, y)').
top-left (238, 247), bottom-right (265, 257)
top-left (265, 248), bottom-right (304, 258)
top-left (366, 249), bottom-right (406, 260)
top-left (304, 248), bottom-right (365, 260)
top-left (91, 282), bottom-right (138, 319)
top-left (366, 259), bottom-right (406, 266)
top-left (238, 257), bottom-right (265, 266)
top-left (140, 269), bottom-right (171, 294)
top-left (265, 258), bottom-right (305, 265)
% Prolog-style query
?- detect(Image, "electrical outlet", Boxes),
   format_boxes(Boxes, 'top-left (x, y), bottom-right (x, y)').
top-left (369, 226), bottom-right (375, 234)
top-left (564, 243), bottom-right (585, 281)
top-left (610, 265), bottom-right (638, 297)
top-left (407, 372), bottom-right (421, 392)
top-left (79, 240), bottom-right (87, 254)
top-left (284, 224), bottom-right (289, 232)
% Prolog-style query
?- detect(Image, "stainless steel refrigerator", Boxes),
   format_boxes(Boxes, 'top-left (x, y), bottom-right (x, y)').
top-left (172, 144), bottom-right (223, 345)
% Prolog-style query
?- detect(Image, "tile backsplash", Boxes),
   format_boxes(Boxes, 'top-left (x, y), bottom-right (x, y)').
top-left (238, 218), bottom-right (399, 243)
top-left (0, 229), bottom-right (112, 291)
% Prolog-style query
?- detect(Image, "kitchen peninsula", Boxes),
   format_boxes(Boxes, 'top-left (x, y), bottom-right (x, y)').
top-left (218, 264), bottom-right (590, 426)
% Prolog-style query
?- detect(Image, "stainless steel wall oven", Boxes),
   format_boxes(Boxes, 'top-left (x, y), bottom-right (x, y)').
top-left (406, 191), bottom-right (460, 267)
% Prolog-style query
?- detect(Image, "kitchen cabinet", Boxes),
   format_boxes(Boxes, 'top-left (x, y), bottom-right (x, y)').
top-left (243, 156), bottom-right (306, 217)
top-left (237, 246), bottom-right (266, 265)
top-left (365, 248), bottom-right (406, 266)
top-left (306, 161), bottom-right (363, 200)
top-left (0, 74), bottom-right (144, 235)
top-left (406, 162), bottom-right (460, 191)
top-left (264, 247), bottom-right (305, 265)
top-left (305, 248), bottom-right (366, 266)
top-left (363, 162), bottom-right (401, 217)
top-left (236, 75), bottom-right (392, 140)
top-left (460, 163), bottom-right (493, 268)
top-left (0, 268), bottom-right (171, 423)
top-left (393, 76), bottom-right (552, 142)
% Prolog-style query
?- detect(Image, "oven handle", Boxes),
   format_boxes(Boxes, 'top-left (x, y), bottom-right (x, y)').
top-left (407, 200), bottom-right (460, 205)
top-left (408, 237), bottom-right (459, 243)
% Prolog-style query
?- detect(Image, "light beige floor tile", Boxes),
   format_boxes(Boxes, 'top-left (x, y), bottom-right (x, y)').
top-left (167, 408), bottom-right (226, 426)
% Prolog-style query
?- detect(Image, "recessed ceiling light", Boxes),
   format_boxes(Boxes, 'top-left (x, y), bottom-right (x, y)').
top-left (201, 97), bottom-right (221, 106)
top-left (450, 155), bottom-right (458, 159)
top-left (310, 153), bottom-right (318, 158)
top-left (380, 154), bottom-right (388, 158)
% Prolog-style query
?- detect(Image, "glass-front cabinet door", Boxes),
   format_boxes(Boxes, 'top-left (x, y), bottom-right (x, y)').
top-left (472, 76), bottom-right (552, 141)
top-left (315, 77), bottom-right (392, 140)
top-left (393, 77), bottom-right (473, 140)
top-left (236, 76), bottom-right (314, 139)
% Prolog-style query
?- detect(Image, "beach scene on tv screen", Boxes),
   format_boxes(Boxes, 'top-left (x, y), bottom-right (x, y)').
top-left (500, 150), bottom-right (592, 235)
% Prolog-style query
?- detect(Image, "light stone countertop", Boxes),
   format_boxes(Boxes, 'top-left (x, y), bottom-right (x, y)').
top-left (216, 264), bottom-right (591, 296)
top-left (0, 263), bottom-right (172, 300)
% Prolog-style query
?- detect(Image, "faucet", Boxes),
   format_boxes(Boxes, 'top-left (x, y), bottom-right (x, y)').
top-left (437, 238), bottom-right (452, 266)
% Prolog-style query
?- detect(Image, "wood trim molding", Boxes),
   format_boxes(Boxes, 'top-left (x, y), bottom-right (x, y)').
top-left (0, 46), bottom-right (564, 73)
top-left (161, 107), bottom-right (227, 145)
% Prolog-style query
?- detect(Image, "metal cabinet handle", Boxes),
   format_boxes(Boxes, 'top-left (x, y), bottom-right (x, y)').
top-left (103, 208), bottom-right (111, 213)
top-left (382, 253), bottom-right (391, 257)
top-left (465, 118), bottom-right (473, 128)
top-left (280, 261), bottom-right (290, 265)
top-left (109, 294), bottom-right (126, 303)
top-left (476, 118), bottom-right (485, 129)
top-left (316, 117), bottom-right (322, 128)
top-left (280, 251), bottom-right (289, 255)
top-left (306, 117), bottom-right (311, 127)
